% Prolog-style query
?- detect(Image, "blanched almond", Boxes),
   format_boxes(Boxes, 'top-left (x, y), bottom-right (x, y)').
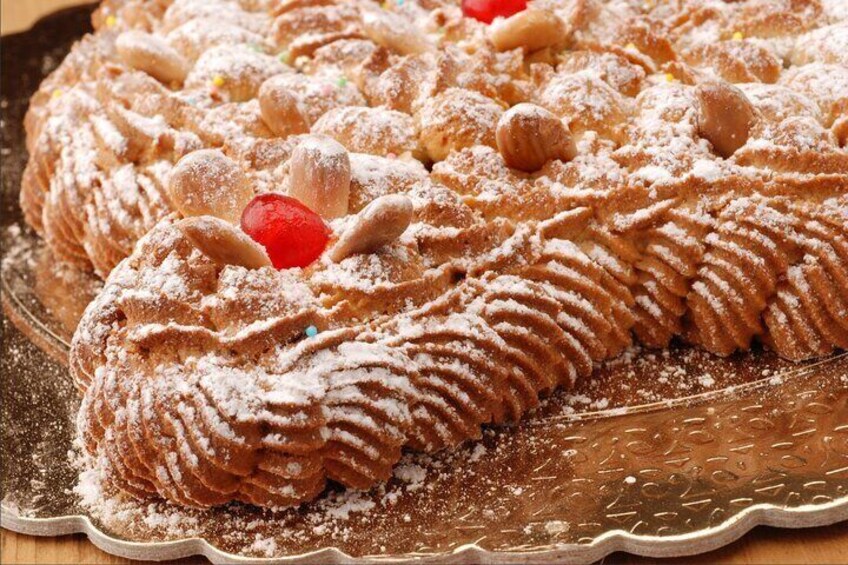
top-left (489, 9), bottom-right (566, 53)
top-left (177, 216), bottom-right (272, 269)
top-left (168, 150), bottom-right (255, 224)
top-left (115, 31), bottom-right (189, 85)
top-left (329, 194), bottom-right (413, 262)
top-left (288, 136), bottom-right (351, 219)
top-left (696, 81), bottom-right (756, 158)
top-left (258, 76), bottom-right (309, 138)
top-left (496, 103), bottom-right (577, 172)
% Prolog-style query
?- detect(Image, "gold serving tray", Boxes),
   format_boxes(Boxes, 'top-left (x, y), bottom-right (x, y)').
top-left (1, 6), bottom-right (847, 563)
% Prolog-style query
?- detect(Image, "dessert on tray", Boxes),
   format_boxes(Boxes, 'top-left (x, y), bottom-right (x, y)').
top-left (18, 0), bottom-right (848, 508)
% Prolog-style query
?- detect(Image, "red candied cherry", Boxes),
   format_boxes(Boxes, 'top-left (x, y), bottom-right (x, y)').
top-left (461, 0), bottom-right (527, 24)
top-left (240, 194), bottom-right (330, 269)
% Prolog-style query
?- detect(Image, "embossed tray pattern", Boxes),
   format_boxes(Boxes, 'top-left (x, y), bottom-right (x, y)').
top-left (1, 5), bottom-right (847, 564)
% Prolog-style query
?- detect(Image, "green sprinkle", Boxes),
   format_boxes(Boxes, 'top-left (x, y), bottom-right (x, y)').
top-left (337, 76), bottom-right (348, 88)
top-left (248, 43), bottom-right (264, 53)
top-left (278, 50), bottom-right (291, 64)
top-left (305, 325), bottom-right (319, 338)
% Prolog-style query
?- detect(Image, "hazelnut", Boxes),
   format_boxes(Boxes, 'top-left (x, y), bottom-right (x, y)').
top-left (496, 103), bottom-right (577, 172)
top-left (696, 81), bottom-right (756, 158)
top-left (361, 10), bottom-right (433, 55)
top-left (832, 116), bottom-right (848, 148)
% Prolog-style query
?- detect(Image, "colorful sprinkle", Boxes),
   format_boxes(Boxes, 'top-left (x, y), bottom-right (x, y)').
top-left (247, 43), bottom-right (265, 53)
top-left (51, 89), bottom-right (63, 100)
top-left (105, 15), bottom-right (117, 27)
top-left (321, 84), bottom-right (334, 96)
top-left (732, 31), bottom-right (744, 40)
top-left (305, 325), bottom-right (319, 338)
top-left (278, 50), bottom-right (291, 64)
top-left (386, 152), bottom-right (397, 159)
top-left (337, 76), bottom-right (349, 88)
top-left (664, 72), bottom-right (676, 83)
top-left (625, 42), bottom-right (638, 51)
top-left (212, 75), bottom-right (226, 87)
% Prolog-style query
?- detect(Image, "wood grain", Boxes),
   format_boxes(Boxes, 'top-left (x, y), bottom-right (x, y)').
top-left (3, 523), bottom-right (848, 565)
top-left (1, 1), bottom-right (846, 563)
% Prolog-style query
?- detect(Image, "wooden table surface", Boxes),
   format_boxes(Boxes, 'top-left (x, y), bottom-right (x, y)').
top-left (2, 1), bottom-right (847, 563)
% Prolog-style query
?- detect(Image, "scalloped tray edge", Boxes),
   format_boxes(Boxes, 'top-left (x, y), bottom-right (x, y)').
top-left (4, 498), bottom-right (848, 564)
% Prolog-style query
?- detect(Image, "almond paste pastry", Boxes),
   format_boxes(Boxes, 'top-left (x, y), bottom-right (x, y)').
top-left (18, 0), bottom-right (848, 508)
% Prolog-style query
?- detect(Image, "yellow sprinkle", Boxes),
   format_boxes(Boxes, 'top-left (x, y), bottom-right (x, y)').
top-left (105, 15), bottom-right (117, 27)
top-left (51, 89), bottom-right (63, 100)
top-left (625, 42), bottom-right (638, 51)
top-left (664, 72), bottom-right (676, 83)
top-left (732, 31), bottom-right (744, 41)
top-left (212, 75), bottom-right (226, 87)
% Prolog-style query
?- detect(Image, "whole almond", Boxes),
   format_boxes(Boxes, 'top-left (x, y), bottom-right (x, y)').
top-left (168, 150), bottom-right (255, 224)
top-left (115, 31), bottom-right (189, 85)
top-left (259, 76), bottom-right (309, 138)
top-left (288, 136), bottom-right (351, 219)
top-left (696, 81), bottom-right (756, 158)
top-left (496, 103), bottom-right (577, 171)
top-left (177, 216), bottom-right (272, 269)
top-left (489, 9), bottom-right (566, 53)
top-left (329, 194), bottom-right (413, 262)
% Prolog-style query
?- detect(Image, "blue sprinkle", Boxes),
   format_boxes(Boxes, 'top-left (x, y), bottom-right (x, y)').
top-left (305, 325), bottom-right (319, 338)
